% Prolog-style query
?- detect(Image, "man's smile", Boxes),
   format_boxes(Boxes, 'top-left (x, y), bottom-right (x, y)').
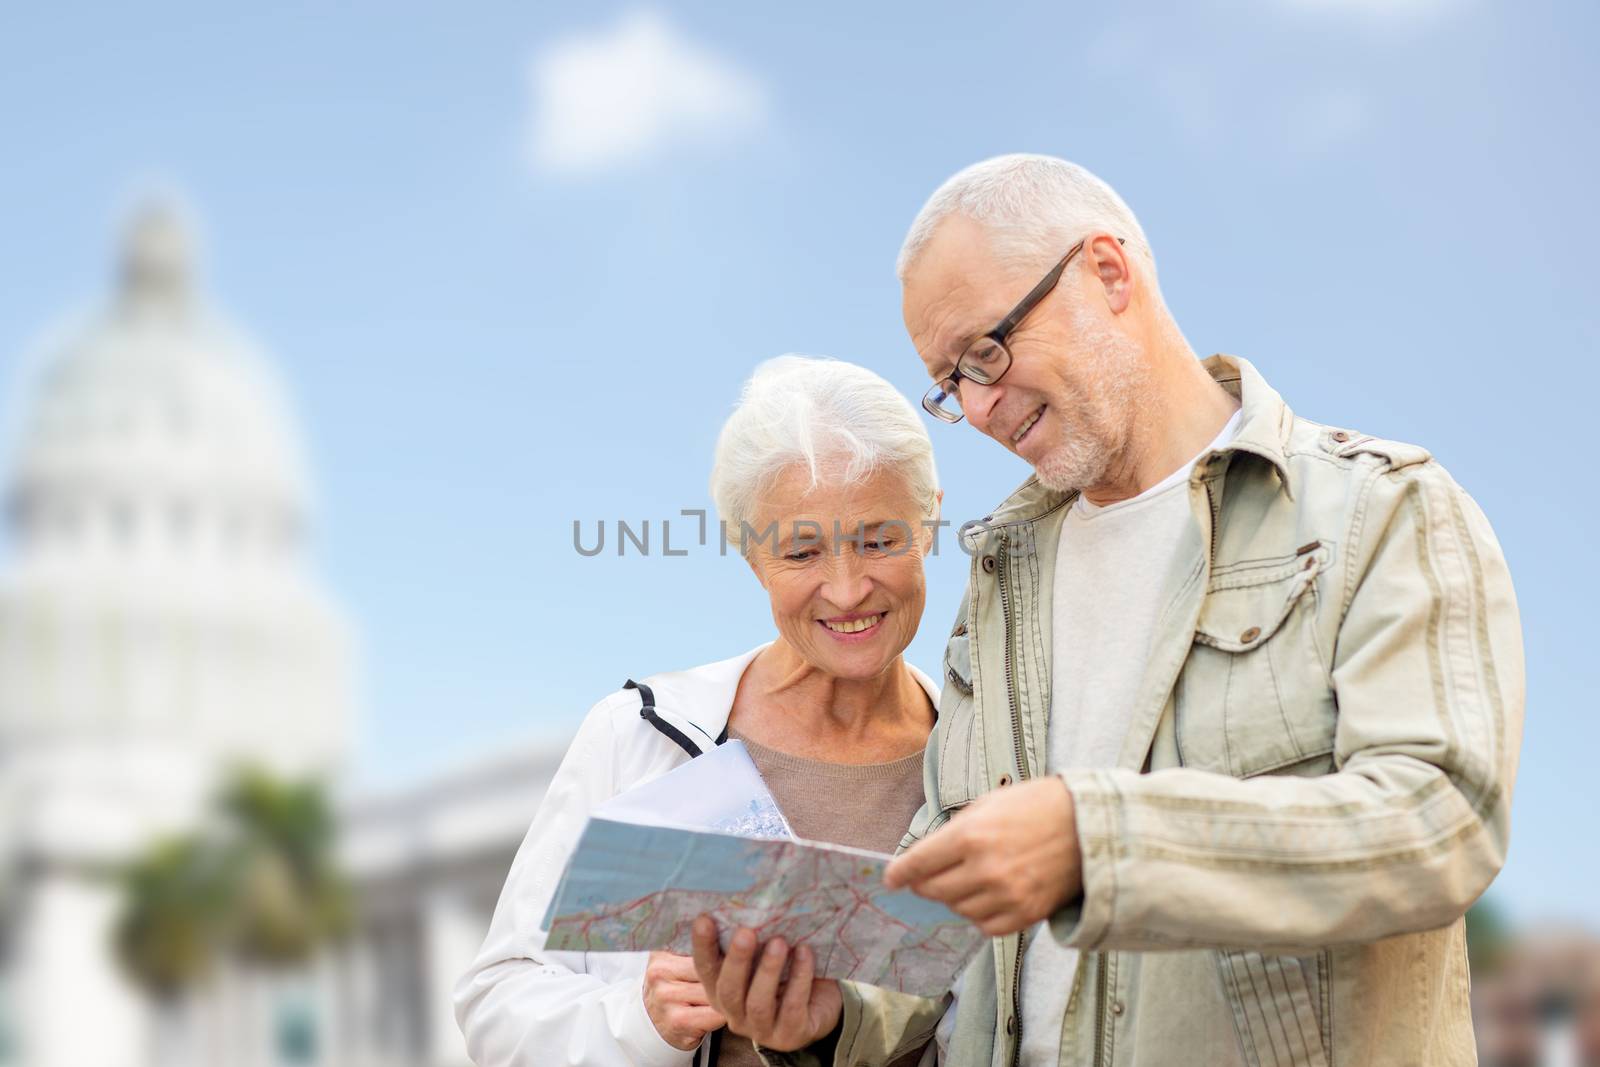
top-left (1011, 405), bottom-right (1046, 446)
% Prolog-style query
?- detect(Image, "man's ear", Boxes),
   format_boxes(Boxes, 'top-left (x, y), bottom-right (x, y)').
top-left (1087, 233), bottom-right (1132, 315)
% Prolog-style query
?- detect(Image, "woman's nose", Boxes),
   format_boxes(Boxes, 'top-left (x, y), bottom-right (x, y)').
top-left (820, 551), bottom-right (872, 610)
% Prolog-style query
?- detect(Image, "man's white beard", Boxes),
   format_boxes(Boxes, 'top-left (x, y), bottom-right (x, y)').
top-left (1031, 312), bottom-right (1147, 494)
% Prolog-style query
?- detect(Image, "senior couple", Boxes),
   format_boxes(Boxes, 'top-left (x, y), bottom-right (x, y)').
top-left (455, 155), bottom-right (1524, 1067)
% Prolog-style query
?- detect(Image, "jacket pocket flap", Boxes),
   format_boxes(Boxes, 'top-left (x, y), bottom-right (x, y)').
top-left (943, 624), bottom-right (973, 695)
top-left (1194, 546), bottom-right (1330, 653)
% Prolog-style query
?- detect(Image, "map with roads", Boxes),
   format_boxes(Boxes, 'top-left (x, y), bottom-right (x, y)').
top-left (542, 817), bottom-right (982, 997)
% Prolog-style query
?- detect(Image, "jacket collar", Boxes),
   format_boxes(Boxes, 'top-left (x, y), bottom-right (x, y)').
top-left (1206, 354), bottom-right (1295, 499)
top-left (984, 353), bottom-right (1294, 529)
top-left (642, 642), bottom-right (942, 751)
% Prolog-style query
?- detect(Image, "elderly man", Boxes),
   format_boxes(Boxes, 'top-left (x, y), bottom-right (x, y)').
top-left (694, 154), bottom-right (1524, 1067)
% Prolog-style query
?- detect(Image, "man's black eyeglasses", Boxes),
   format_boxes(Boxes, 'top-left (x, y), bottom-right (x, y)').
top-left (921, 237), bottom-right (1125, 424)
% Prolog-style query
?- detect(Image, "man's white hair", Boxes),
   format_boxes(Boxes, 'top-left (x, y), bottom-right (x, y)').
top-left (896, 154), bottom-right (1158, 287)
top-left (710, 356), bottom-right (939, 546)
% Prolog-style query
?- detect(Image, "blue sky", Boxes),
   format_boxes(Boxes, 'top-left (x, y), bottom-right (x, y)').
top-left (1, 1), bottom-right (1595, 925)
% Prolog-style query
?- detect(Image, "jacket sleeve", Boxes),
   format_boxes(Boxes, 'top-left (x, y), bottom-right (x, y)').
top-left (1051, 459), bottom-right (1525, 953)
top-left (453, 696), bottom-right (691, 1067)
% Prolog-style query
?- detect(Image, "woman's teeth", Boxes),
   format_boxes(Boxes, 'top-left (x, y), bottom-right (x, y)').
top-left (1013, 407), bottom-right (1044, 444)
top-left (822, 614), bottom-right (882, 634)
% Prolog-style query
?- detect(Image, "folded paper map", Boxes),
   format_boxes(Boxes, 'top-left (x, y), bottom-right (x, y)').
top-left (540, 816), bottom-right (983, 998)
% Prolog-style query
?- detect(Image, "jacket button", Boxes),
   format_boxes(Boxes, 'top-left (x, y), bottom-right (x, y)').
top-left (1005, 1015), bottom-right (1015, 1035)
top-left (1331, 430), bottom-right (1350, 443)
top-left (997, 774), bottom-right (1012, 787)
top-left (1240, 626), bottom-right (1261, 643)
top-left (982, 556), bottom-right (997, 574)
top-left (1111, 1001), bottom-right (1125, 1016)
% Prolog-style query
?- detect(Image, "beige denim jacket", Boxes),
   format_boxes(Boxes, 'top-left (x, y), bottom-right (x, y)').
top-left (764, 355), bottom-right (1524, 1067)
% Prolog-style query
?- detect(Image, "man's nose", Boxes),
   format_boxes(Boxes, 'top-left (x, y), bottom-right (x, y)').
top-left (962, 379), bottom-right (1004, 432)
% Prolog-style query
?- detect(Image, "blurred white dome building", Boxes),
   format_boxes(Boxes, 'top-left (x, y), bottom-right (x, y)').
top-left (0, 201), bottom-right (559, 1067)
top-left (0, 202), bottom-right (355, 1067)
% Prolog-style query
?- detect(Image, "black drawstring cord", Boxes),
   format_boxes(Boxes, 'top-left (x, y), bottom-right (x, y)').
top-left (625, 679), bottom-right (705, 759)
top-left (625, 678), bottom-right (730, 1067)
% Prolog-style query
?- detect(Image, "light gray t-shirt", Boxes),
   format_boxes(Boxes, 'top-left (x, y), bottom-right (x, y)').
top-left (1019, 409), bottom-right (1241, 1066)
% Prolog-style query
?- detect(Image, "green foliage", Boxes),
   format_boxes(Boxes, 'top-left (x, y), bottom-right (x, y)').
top-left (218, 768), bottom-right (353, 964)
top-left (114, 766), bottom-right (353, 997)
top-left (114, 837), bottom-right (232, 997)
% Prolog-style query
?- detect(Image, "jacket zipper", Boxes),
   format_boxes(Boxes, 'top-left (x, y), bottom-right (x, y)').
top-left (995, 540), bottom-right (1031, 782)
top-left (996, 540), bottom-right (1030, 1067)
top-left (1093, 951), bottom-right (1108, 1066)
top-left (1204, 480), bottom-right (1220, 567)
top-left (1008, 928), bottom-right (1028, 1067)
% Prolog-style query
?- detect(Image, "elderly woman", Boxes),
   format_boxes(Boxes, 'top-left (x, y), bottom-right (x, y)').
top-left (454, 356), bottom-right (943, 1067)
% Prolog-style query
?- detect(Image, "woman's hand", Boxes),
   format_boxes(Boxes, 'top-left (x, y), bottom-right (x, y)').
top-left (643, 951), bottom-right (727, 1050)
top-left (691, 918), bottom-right (843, 1051)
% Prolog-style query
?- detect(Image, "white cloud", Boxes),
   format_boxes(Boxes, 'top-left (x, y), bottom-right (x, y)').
top-left (527, 9), bottom-right (768, 175)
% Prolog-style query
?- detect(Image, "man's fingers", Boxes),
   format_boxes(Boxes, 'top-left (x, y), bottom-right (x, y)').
top-left (777, 943), bottom-right (816, 1036)
top-left (715, 927), bottom-right (760, 1022)
top-left (908, 860), bottom-right (986, 906)
top-left (884, 831), bottom-right (964, 891)
top-left (743, 937), bottom-right (790, 1033)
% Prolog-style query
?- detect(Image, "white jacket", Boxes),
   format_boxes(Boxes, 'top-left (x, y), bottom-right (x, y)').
top-left (452, 644), bottom-right (941, 1067)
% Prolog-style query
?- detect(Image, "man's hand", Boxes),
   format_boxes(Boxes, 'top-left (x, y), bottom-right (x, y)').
top-left (643, 951), bottom-right (727, 1051)
top-left (884, 775), bottom-right (1082, 937)
top-left (691, 917), bottom-right (842, 1052)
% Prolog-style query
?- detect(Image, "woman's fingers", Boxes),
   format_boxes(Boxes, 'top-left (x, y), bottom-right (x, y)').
top-left (673, 1005), bottom-right (728, 1032)
top-left (714, 927), bottom-right (761, 1023)
top-left (776, 943), bottom-right (816, 1041)
top-left (649, 951), bottom-right (704, 983)
top-left (742, 937), bottom-right (790, 1034)
top-left (689, 918), bottom-right (841, 1047)
top-left (690, 917), bottom-right (724, 997)
top-left (656, 979), bottom-right (716, 1007)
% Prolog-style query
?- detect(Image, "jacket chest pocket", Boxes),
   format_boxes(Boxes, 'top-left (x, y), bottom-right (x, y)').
top-left (928, 623), bottom-right (986, 818)
top-left (1175, 546), bottom-right (1337, 778)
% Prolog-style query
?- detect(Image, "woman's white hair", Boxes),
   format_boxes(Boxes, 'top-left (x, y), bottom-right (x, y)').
top-left (710, 356), bottom-right (939, 547)
top-left (896, 154), bottom-right (1159, 288)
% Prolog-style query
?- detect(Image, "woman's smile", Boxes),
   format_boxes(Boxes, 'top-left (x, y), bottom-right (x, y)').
top-left (819, 611), bottom-right (886, 640)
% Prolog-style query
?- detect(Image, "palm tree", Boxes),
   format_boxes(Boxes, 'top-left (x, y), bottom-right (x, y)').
top-left (114, 836), bottom-right (232, 998)
top-left (217, 767), bottom-right (352, 965)
top-left (115, 767), bottom-right (353, 992)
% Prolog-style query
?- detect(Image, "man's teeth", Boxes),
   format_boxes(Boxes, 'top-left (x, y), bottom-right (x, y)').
top-left (1013, 408), bottom-right (1044, 444)
top-left (823, 614), bottom-right (882, 634)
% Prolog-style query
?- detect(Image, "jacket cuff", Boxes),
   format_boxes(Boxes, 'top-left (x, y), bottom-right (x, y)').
top-left (1047, 770), bottom-right (1121, 949)
top-left (607, 971), bottom-right (693, 1067)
